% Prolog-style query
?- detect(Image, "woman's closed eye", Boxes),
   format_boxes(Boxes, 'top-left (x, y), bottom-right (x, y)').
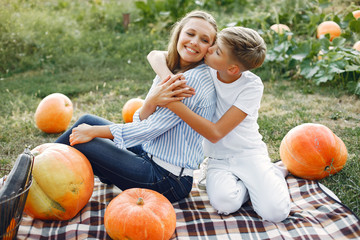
top-left (202, 38), bottom-right (209, 43)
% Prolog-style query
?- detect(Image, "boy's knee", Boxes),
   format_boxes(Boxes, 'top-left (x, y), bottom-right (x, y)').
top-left (256, 196), bottom-right (291, 222)
top-left (209, 187), bottom-right (247, 215)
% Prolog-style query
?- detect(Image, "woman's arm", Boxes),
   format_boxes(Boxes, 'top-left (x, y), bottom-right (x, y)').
top-left (69, 124), bottom-right (113, 146)
top-left (139, 74), bottom-right (193, 120)
top-left (139, 50), bottom-right (175, 121)
top-left (139, 51), bottom-right (195, 120)
top-left (166, 102), bottom-right (247, 143)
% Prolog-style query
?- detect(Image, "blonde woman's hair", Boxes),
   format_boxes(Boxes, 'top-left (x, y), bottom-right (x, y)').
top-left (219, 27), bottom-right (266, 71)
top-left (167, 11), bottom-right (217, 73)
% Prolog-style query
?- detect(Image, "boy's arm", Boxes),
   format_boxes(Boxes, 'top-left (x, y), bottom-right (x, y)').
top-left (147, 50), bottom-right (173, 80)
top-left (166, 102), bottom-right (247, 143)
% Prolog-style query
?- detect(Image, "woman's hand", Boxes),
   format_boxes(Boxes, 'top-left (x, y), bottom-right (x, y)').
top-left (147, 74), bottom-right (196, 107)
top-left (139, 74), bottom-right (196, 120)
top-left (69, 124), bottom-right (95, 146)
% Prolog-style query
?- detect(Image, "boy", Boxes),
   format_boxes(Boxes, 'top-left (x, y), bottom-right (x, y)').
top-left (147, 26), bottom-right (291, 222)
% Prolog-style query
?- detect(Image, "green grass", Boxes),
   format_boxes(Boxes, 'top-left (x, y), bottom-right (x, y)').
top-left (1, 0), bottom-right (359, 217)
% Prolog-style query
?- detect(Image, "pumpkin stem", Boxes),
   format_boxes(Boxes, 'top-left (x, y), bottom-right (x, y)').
top-left (137, 197), bottom-right (144, 206)
top-left (324, 158), bottom-right (335, 174)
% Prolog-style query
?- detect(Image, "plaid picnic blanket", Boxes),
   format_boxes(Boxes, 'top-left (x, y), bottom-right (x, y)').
top-left (17, 174), bottom-right (360, 240)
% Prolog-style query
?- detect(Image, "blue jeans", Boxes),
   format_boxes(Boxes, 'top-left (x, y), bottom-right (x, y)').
top-left (55, 114), bottom-right (193, 203)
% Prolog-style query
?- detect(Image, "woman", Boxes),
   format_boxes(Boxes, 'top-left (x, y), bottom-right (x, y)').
top-left (56, 11), bottom-right (217, 202)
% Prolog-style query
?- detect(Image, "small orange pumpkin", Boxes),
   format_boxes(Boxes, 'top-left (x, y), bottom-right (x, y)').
top-left (280, 123), bottom-right (347, 180)
top-left (316, 21), bottom-right (341, 41)
top-left (270, 24), bottom-right (292, 40)
top-left (122, 98), bottom-right (144, 123)
top-left (353, 10), bottom-right (360, 19)
top-left (353, 41), bottom-right (360, 51)
top-left (104, 188), bottom-right (176, 240)
top-left (24, 143), bottom-right (94, 220)
top-left (35, 93), bottom-right (73, 133)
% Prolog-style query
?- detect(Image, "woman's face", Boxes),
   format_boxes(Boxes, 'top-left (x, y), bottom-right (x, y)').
top-left (177, 18), bottom-right (216, 69)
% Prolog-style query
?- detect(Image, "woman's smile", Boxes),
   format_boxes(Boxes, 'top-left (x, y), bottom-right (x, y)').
top-left (177, 18), bottom-right (216, 68)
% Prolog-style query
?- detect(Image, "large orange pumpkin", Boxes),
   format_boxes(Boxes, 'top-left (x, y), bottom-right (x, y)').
top-left (280, 123), bottom-right (347, 180)
top-left (35, 93), bottom-right (73, 133)
top-left (24, 143), bottom-right (94, 220)
top-left (316, 21), bottom-right (341, 41)
top-left (104, 188), bottom-right (176, 240)
top-left (122, 98), bottom-right (144, 123)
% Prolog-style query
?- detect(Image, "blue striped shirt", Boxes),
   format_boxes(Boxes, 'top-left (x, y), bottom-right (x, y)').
top-left (109, 64), bottom-right (216, 170)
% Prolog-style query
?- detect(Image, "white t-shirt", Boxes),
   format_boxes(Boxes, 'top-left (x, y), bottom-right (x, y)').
top-left (203, 68), bottom-right (269, 159)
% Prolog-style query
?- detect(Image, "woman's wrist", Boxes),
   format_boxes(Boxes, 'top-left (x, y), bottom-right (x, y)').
top-left (91, 125), bottom-right (113, 139)
top-left (139, 100), bottom-right (157, 120)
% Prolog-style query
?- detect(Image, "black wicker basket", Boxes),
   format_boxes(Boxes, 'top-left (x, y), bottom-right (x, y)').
top-left (0, 150), bottom-right (33, 240)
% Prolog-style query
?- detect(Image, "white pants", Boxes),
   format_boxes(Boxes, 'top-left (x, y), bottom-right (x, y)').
top-left (206, 155), bottom-right (291, 222)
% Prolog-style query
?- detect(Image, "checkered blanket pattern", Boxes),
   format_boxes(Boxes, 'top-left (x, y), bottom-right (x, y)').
top-left (17, 175), bottom-right (360, 239)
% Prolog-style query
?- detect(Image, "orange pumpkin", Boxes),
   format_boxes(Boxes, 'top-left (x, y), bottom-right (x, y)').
top-left (24, 143), bottom-right (94, 220)
top-left (353, 10), bottom-right (360, 19)
top-left (316, 21), bottom-right (341, 41)
top-left (270, 24), bottom-right (292, 40)
top-left (104, 188), bottom-right (176, 240)
top-left (35, 93), bottom-right (73, 133)
top-left (122, 98), bottom-right (144, 123)
top-left (353, 41), bottom-right (360, 51)
top-left (280, 123), bottom-right (347, 180)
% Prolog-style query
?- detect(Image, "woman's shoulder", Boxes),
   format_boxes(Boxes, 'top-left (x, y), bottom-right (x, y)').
top-left (184, 64), bottom-right (211, 80)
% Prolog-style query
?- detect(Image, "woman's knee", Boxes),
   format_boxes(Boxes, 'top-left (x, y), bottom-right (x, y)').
top-left (76, 114), bottom-right (97, 125)
top-left (78, 114), bottom-right (113, 126)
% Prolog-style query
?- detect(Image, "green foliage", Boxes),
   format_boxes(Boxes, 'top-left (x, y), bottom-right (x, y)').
top-left (134, 0), bottom-right (249, 32)
top-left (134, 0), bottom-right (198, 31)
top-left (261, 9), bottom-right (360, 96)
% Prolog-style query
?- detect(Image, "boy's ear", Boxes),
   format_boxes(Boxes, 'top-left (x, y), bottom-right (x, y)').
top-left (227, 64), bottom-right (240, 75)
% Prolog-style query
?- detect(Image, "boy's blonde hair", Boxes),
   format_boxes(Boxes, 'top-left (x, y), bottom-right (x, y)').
top-left (219, 27), bottom-right (266, 71)
top-left (167, 11), bottom-right (217, 73)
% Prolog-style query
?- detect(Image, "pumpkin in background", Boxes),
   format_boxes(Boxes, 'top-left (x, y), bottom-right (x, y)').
top-left (122, 98), bottom-right (144, 123)
top-left (353, 10), bottom-right (360, 19)
top-left (104, 188), bottom-right (176, 240)
top-left (280, 123), bottom-right (347, 180)
top-left (316, 21), bottom-right (341, 41)
top-left (353, 41), bottom-right (360, 51)
top-left (35, 93), bottom-right (73, 133)
top-left (270, 24), bottom-right (292, 40)
top-left (24, 143), bottom-right (94, 220)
